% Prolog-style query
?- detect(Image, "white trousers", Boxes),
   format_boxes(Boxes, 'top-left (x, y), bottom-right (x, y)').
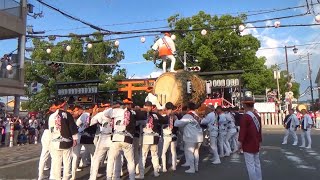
top-left (107, 142), bottom-right (135, 180)
top-left (300, 129), bottom-right (312, 147)
top-left (184, 142), bottom-right (202, 171)
top-left (282, 129), bottom-right (298, 144)
top-left (140, 144), bottom-right (160, 175)
top-left (209, 136), bottom-right (220, 162)
top-left (225, 130), bottom-right (236, 153)
top-left (133, 137), bottom-right (143, 173)
top-left (51, 148), bottom-right (72, 180)
top-left (38, 130), bottom-right (51, 180)
top-left (218, 132), bottom-right (228, 156)
top-left (71, 142), bottom-right (81, 179)
top-left (161, 138), bottom-right (177, 170)
top-left (244, 152), bottom-right (262, 180)
top-left (89, 135), bottom-right (111, 180)
top-left (161, 55), bottom-right (176, 72)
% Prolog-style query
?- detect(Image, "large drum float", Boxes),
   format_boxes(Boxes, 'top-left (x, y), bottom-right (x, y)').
top-left (153, 71), bottom-right (206, 107)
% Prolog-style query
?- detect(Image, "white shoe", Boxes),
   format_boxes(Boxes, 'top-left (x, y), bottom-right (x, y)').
top-left (181, 163), bottom-right (190, 167)
top-left (135, 174), bottom-right (144, 179)
top-left (306, 146), bottom-right (311, 149)
top-left (212, 160), bottom-right (221, 164)
top-left (154, 171), bottom-right (160, 177)
top-left (281, 142), bottom-right (287, 145)
top-left (225, 152), bottom-right (230, 157)
top-left (162, 168), bottom-right (167, 172)
top-left (185, 168), bottom-right (195, 173)
top-left (219, 155), bottom-right (225, 158)
top-left (76, 168), bottom-right (82, 172)
top-left (43, 167), bottom-right (50, 171)
top-left (299, 145), bottom-right (306, 148)
top-left (171, 167), bottom-right (176, 171)
top-left (292, 143), bottom-right (298, 146)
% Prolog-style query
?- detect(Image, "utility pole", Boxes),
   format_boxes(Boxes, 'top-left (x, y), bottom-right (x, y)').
top-left (284, 45), bottom-right (298, 110)
top-left (274, 65), bottom-right (281, 111)
top-left (183, 51), bottom-right (187, 70)
top-left (307, 53), bottom-right (314, 109)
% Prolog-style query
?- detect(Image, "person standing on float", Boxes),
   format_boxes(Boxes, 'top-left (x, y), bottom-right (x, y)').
top-left (152, 32), bottom-right (177, 73)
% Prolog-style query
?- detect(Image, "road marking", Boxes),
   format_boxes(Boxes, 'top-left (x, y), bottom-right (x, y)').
top-left (0, 157), bottom-right (39, 169)
top-left (230, 153), bottom-right (241, 163)
top-left (281, 149), bottom-right (316, 170)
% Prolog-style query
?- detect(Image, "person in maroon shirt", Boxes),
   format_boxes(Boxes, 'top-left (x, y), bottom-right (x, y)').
top-left (238, 97), bottom-right (262, 180)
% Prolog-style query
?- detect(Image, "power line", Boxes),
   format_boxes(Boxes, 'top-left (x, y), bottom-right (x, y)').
top-left (35, 0), bottom-right (113, 33)
top-left (26, 23), bottom-right (320, 39)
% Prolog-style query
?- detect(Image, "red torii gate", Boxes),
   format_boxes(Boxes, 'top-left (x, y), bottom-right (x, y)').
top-left (116, 78), bottom-right (157, 99)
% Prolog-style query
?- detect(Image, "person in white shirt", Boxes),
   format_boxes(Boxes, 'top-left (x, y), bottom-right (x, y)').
top-left (282, 109), bottom-right (300, 146)
top-left (89, 106), bottom-right (113, 180)
top-left (145, 87), bottom-right (163, 110)
top-left (216, 106), bottom-right (229, 157)
top-left (201, 105), bottom-right (221, 164)
top-left (106, 100), bottom-right (136, 180)
top-left (174, 102), bottom-right (203, 173)
top-left (161, 102), bottom-right (179, 172)
top-left (48, 100), bottom-right (78, 180)
top-left (136, 101), bottom-right (162, 179)
top-left (225, 109), bottom-right (238, 153)
top-left (300, 109), bottom-right (313, 148)
top-left (152, 32), bottom-right (177, 73)
top-left (71, 106), bottom-right (93, 180)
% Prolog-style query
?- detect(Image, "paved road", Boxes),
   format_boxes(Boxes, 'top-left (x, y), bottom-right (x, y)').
top-left (1, 129), bottom-right (320, 180)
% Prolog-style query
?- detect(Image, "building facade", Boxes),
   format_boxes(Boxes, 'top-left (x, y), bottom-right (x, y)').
top-left (0, 0), bottom-right (27, 97)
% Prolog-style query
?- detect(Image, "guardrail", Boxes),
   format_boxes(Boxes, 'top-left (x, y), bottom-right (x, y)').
top-left (0, 0), bottom-right (21, 17)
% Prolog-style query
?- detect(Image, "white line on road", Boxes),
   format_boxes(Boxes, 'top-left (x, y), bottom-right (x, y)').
top-left (281, 149), bottom-right (316, 170)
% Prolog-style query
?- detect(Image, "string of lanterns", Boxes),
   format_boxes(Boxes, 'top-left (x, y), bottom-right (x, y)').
top-left (34, 15), bottom-right (320, 55)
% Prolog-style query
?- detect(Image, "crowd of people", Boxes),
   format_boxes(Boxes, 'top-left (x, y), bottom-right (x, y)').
top-left (36, 94), bottom-right (263, 180)
top-left (0, 114), bottom-right (44, 147)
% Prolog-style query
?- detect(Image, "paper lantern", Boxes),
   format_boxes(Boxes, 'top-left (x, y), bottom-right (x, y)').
top-left (140, 37), bottom-right (146, 43)
top-left (66, 45), bottom-right (71, 51)
top-left (6, 64), bottom-right (13, 71)
top-left (238, 24), bottom-right (245, 32)
top-left (87, 43), bottom-right (93, 49)
top-left (274, 21), bottom-right (281, 28)
top-left (171, 34), bottom-right (176, 40)
top-left (114, 40), bottom-right (120, 47)
top-left (46, 48), bottom-right (51, 54)
top-left (315, 15), bottom-right (320, 23)
top-left (201, 29), bottom-right (207, 35)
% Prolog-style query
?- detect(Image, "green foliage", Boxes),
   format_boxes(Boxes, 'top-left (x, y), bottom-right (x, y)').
top-left (25, 33), bottom-right (125, 111)
top-left (143, 11), bottom-right (300, 96)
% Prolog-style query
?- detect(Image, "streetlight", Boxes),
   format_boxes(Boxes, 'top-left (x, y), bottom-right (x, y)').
top-left (284, 45), bottom-right (298, 110)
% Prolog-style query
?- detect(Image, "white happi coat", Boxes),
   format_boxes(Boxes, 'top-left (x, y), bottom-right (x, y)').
top-left (286, 114), bottom-right (300, 131)
top-left (201, 112), bottom-right (219, 137)
top-left (90, 109), bottom-right (113, 147)
top-left (174, 111), bottom-right (203, 143)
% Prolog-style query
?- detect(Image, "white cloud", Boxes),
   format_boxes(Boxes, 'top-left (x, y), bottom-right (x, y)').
top-left (133, 68), bottom-right (163, 79)
top-left (241, 23), bottom-right (258, 36)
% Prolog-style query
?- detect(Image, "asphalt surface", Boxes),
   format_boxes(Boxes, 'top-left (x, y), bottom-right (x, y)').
top-left (0, 129), bottom-right (320, 180)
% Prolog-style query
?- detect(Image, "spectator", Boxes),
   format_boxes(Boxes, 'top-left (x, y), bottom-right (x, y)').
top-left (28, 115), bottom-right (38, 144)
top-left (0, 54), bottom-right (11, 78)
top-left (4, 116), bottom-right (12, 146)
top-left (13, 117), bottom-right (22, 146)
top-left (18, 128), bottom-right (27, 145)
top-left (0, 119), bottom-right (3, 146)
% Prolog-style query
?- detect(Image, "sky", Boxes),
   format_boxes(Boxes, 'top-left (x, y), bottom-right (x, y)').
top-left (1, 0), bottom-right (320, 101)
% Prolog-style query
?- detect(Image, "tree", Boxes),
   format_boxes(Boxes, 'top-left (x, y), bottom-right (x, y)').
top-left (25, 33), bottom-right (125, 111)
top-left (143, 11), bottom-right (300, 96)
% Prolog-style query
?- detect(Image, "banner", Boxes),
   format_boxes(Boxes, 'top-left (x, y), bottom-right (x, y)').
top-left (254, 102), bottom-right (276, 113)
